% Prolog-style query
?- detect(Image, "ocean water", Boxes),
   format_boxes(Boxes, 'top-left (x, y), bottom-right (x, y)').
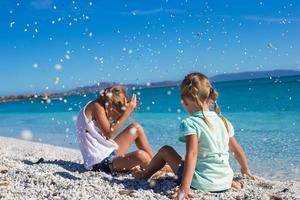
top-left (0, 75), bottom-right (299, 181)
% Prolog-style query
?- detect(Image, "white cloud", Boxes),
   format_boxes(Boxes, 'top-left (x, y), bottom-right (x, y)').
top-left (30, 0), bottom-right (53, 9)
top-left (121, 8), bottom-right (186, 16)
top-left (244, 15), bottom-right (300, 23)
top-left (132, 8), bottom-right (163, 15)
top-left (164, 9), bottom-right (186, 14)
top-left (194, 14), bottom-right (300, 24)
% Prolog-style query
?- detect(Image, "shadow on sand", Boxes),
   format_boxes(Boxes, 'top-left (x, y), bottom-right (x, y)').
top-left (101, 175), bottom-right (177, 196)
top-left (22, 158), bottom-right (85, 180)
top-left (23, 158), bottom-right (177, 195)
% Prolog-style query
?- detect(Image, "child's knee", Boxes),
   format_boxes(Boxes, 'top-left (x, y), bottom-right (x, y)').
top-left (159, 145), bottom-right (174, 155)
top-left (129, 122), bottom-right (143, 132)
top-left (135, 150), bottom-right (151, 165)
top-left (129, 123), bottom-right (146, 137)
top-left (130, 122), bottom-right (141, 129)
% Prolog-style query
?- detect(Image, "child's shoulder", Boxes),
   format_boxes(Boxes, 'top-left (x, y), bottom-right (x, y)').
top-left (179, 116), bottom-right (207, 141)
top-left (180, 116), bottom-right (205, 130)
top-left (182, 115), bottom-right (207, 125)
top-left (86, 101), bottom-right (104, 112)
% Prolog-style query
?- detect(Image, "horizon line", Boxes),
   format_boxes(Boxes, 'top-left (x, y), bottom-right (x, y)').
top-left (1, 68), bottom-right (299, 97)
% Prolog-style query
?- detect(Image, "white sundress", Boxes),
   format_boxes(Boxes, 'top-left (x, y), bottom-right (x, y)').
top-left (76, 102), bottom-right (119, 170)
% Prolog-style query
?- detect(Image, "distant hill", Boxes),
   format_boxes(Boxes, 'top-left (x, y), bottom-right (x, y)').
top-left (1, 69), bottom-right (300, 102)
top-left (68, 81), bottom-right (180, 95)
top-left (210, 69), bottom-right (300, 82)
top-left (67, 69), bottom-right (300, 95)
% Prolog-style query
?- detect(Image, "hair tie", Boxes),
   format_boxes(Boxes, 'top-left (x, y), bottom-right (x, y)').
top-left (218, 112), bottom-right (223, 117)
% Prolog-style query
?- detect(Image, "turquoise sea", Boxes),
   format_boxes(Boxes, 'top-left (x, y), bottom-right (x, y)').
top-left (0, 75), bottom-right (299, 181)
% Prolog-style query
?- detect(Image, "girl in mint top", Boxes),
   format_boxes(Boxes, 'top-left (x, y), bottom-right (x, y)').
top-left (133, 72), bottom-right (255, 198)
top-left (179, 111), bottom-right (235, 192)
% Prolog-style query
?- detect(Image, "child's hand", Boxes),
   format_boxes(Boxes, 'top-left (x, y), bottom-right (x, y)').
top-left (241, 168), bottom-right (256, 180)
top-left (127, 94), bottom-right (137, 111)
top-left (170, 186), bottom-right (194, 199)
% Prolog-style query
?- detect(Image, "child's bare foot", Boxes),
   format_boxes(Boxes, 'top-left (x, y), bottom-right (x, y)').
top-left (231, 180), bottom-right (243, 190)
top-left (131, 166), bottom-right (145, 178)
top-left (160, 164), bottom-right (173, 173)
top-left (150, 164), bottom-right (174, 179)
top-left (151, 170), bottom-right (167, 179)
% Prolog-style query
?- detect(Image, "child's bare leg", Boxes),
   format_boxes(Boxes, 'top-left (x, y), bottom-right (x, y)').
top-left (111, 150), bottom-right (151, 172)
top-left (114, 123), bottom-right (153, 158)
top-left (134, 145), bottom-right (183, 179)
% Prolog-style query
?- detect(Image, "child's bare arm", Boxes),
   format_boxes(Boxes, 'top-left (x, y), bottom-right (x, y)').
top-left (177, 135), bottom-right (198, 197)
top-left (229, 137), bottom-right (255, 179)
top-left (93, 95), bottom-right (136, 139)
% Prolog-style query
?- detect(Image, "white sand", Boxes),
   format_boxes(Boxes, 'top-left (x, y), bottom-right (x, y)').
top-left (0, 136), bottom-right (299, 200)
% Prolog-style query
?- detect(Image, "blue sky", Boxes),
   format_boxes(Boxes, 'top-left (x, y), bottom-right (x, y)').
top-left (0, 0), bottom-right (299, 95)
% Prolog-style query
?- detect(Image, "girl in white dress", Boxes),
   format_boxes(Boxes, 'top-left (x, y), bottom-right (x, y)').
top-left (76, 85), bottom-right (153, 173)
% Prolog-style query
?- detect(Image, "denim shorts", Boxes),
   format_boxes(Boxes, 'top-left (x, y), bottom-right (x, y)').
top-left (176, 164), bottom-right (184, 184)
top-left (92, 151), bottom-right (116, 174)
top-left (176, 163), bottom-right (229, 193)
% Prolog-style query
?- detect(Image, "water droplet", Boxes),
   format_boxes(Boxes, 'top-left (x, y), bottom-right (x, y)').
top-left (72, 116), bottom-right (77, 121)
top-left (267, 42), bottom-right (273, 48)
top-left (106, 92), bottom-right (113, 98)
top-left (148, 180), bottom-right (156, 187)
top-left (54, 77), bottom-right (60, 84)
top-left (20, 130), bottom-right (33, 140)
top-left (10, 21), bottom-right (15, 28)
top-left (129, 127), bottom-right (137, 135)
top-left (121, 106), bottom-right (127, 111)
top-left (65, 54), bottom-right (70, 60)
top-left (54, 64), bottom-right (62, 70)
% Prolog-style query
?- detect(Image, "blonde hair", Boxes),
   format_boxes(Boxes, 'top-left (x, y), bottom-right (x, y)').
top-left (97, 85), bottom-right (128, 117)
top-left (180, 72), bottom-right (230, 132)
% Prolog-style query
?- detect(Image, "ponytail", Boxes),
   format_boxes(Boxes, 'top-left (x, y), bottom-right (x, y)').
top-left (195, 97), bottom-right (212, 129)
top-left (189, 81), bottom-right (213, 129)
top-left (209, 88), bottom-right (230, 133)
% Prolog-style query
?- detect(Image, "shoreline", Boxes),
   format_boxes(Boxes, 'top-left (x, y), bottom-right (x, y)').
top-left (0, 136), bottom-right (299, 199)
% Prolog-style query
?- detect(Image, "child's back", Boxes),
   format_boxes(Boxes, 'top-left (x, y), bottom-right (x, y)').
top-left (179, 111), bottom-right (234, 191)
